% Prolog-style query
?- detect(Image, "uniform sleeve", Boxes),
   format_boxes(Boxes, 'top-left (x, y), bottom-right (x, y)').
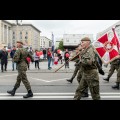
top-left (13, 50), bottom-right (21, 63)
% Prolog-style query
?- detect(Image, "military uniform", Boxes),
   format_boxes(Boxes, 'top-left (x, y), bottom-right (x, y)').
top-left (74, 37), bottom-right (100, 100)
top-left (103, 59), bottom-right (120, 82)
top-left (66, 58), bottom-right (80, 83)
top-left (7, 41), bottom-right (34, 98)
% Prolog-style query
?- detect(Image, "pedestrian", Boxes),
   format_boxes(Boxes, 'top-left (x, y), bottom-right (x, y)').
top-left (34, 50), bottom-right (40, 70)
top-left (26, 57), bottom-right (31, 70)
top-left (73, 37), bottom-right (101, 100)
top-left (0, 47), bottom-right (8, 72)
top-left (7, 41), bottom-right (34, 98)
top-left (54, 54), bottom-right (59, 68)
top-left (43, 48), bottom-right (47, 60)
top-left (64, 49), bottom-right (70, 68)
top-left (10, 46), bottom-right (17, 71)
top-left (47, 48), bottom-right (52, 70)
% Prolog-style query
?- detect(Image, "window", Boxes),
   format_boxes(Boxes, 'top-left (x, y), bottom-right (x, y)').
top-left (25, 36), bottom-right (28, 39)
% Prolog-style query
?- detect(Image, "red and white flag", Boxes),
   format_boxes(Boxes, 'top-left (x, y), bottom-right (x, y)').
top-left (93, 28), bottom-right (120, 64)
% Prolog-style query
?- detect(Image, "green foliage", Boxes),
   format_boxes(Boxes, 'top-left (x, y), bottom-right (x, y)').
top-left (58, 41), bottom-right (64, 51)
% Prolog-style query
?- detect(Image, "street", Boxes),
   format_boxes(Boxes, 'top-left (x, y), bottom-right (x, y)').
top-left (0, 60), bottom-right (119, 100)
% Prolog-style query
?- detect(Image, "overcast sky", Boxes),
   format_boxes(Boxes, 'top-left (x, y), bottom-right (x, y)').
top-left (11, 20), bottom-right (120, 40)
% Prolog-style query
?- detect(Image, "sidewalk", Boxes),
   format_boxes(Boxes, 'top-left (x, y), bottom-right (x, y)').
top-left (1, 59), bottom-right (111, 73)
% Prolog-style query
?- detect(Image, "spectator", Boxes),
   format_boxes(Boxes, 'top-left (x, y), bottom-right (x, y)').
top-left (0, 47), bottom-right (8, 72)
top-left (10, 46), bottom-right (17, 71)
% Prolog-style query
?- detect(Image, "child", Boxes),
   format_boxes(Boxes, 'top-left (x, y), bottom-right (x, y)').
top-left (26, 57), bottom-right (31, 70)
top-left (54, 54), bottom-right (59, 68)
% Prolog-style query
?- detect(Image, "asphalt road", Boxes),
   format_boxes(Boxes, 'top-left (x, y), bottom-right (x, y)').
top-left (0, 60), bottom-right (119, 100)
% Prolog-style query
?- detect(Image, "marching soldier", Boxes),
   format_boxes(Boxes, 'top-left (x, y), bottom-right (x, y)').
top-left (73, 37), bottom-right (102, 100)
top-left (7, 41), bottom-right (34, 98)
top-left (66, 47), bottom-right (81, 83)
top-left (103, 59), bottom-right (120, 82)
top-left (67, 45), bottom-right (89, 97)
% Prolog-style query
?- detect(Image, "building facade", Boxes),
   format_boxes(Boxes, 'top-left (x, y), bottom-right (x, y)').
top-left (96, 21), bottom-right (120, 40)
top-left (0, 20), bottom-right (41, 50)
top-left (0, 20), bottom-right (12, 49)
top-left (40, 36), bottom-right (52, 49)
top-left (63, 34), bottom-right (93, 50)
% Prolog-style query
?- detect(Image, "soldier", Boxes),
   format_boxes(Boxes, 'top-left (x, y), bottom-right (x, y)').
top-left (7, 41), bottom-right (34, 98)
top-left (103, 59), bottom-right (120, 82)
top-left (66, 45), bottom-right (89, 97)
top-left (73, 37), bottom-right (101, 100)
top-left (66, 47), bottom-right (81, 83)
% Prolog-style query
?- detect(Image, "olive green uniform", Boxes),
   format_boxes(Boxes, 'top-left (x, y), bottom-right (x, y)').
top-left (74, 45), bottom-right (100, 100)
top-left (13, 47), bottom-right (34, 91)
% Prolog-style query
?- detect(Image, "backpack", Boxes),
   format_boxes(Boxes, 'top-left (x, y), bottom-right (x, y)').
top-left (65, 53), bottom-right (70, 58)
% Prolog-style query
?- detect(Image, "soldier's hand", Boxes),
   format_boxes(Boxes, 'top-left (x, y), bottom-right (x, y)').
top-left (99, 69), bottom-right (105, 75)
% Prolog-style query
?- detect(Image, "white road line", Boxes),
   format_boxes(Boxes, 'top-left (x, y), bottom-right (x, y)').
top-left (0, 93), bottom-right (120, 96)
top-left (29, 77), bottom-right (50, 82)
top-left (47, 78), bottom-right (70, 82)
top-left (29, 77), bottom-right (69, 82)
top-left (0, 96), bottom-right (120, 99)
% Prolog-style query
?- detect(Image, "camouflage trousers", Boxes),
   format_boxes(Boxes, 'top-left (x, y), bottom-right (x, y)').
top-left (71, 66), bottom-right (79, 80)
top-left (14, 70), bottom-right (31, 91)
top-left (108, 64), bottom-right (119, 78)
top-left (74, 69), bottom-right (100, 100)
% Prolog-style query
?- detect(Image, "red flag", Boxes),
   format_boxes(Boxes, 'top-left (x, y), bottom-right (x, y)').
top-left (93, 29), bottom-right (120, 64)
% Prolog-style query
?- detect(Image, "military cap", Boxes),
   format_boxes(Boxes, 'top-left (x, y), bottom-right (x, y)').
top-left (16, 41), bottom-right (23, 45)
top-left (81, 37), bottom-right (91, 41)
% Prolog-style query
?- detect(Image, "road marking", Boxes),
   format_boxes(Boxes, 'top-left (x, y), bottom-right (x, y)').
top-left (0, 93), bottom-right (120, 96)
top-left (29, 77), bottom-right (50, 82)
top-left (30, 77), bottom-right (69, 82)
top-left (0, 93), bottom-right (120, 99)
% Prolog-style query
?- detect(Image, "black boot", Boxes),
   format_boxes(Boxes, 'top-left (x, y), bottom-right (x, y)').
top-left (7, 87), bottom-right (17, 96)
top-left (66, 77), bottom-right (74, 83)
top-left (112, 83), bottom-right (119, 90)
top-left (23, 90), bottom-right (33, 98)
top-left (103, 76), bottom-right (110, 82)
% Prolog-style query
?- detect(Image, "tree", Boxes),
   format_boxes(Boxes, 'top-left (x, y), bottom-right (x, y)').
top-left (58, 41), bottom-right (64, 51)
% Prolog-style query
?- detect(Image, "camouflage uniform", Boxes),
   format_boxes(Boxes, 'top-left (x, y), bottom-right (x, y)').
top-left (7, 44), bottom-right (34, 98)
top-left (13, 47), bottom-right (34, 91)
top-left (74, 45), bottom-right (100, 100)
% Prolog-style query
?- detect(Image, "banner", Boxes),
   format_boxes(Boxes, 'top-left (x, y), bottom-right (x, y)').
top-left (93, 28), bottom-right (120, 64)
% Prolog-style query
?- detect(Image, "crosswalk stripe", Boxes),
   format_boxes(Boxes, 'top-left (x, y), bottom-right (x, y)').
top-left (0, 93), bottom-right (120, 96)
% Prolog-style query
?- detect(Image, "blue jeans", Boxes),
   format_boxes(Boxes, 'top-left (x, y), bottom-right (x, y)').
top-left (12, 61), bottom-right (16, 70)
top-left (48, 57), bottom-right (52, 69)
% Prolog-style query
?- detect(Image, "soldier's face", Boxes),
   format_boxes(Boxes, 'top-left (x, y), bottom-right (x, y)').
top-left (81, 41), bottom-right (90, 49)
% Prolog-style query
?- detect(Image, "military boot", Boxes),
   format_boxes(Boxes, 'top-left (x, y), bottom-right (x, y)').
top-left (103, 76), bottom-right (110, 82)
top-left (7, 87), bottom-right (17, 96)
top-left (112, 83), bottom-right (120, 90)
top-left (66, 77), bottom-right (74, 83)
top-left (23, 90), bottom-right (33, 98)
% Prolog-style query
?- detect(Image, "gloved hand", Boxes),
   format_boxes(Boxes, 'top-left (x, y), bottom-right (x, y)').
top-left (99, 69), bottom-right (105, 75)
